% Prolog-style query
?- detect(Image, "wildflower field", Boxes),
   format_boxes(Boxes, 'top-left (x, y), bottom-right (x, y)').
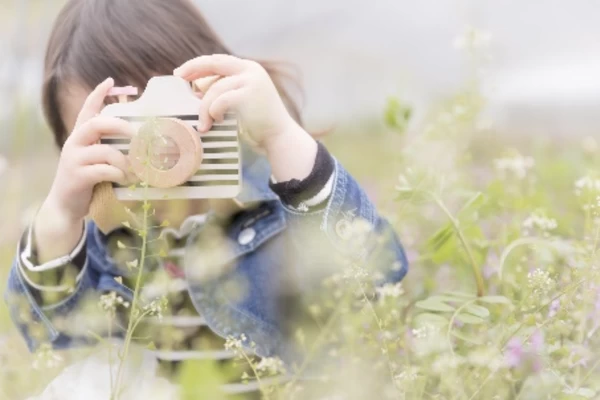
top-left (1, 7), bottom-right (600, 398)
top-left (2, 77), bottom-right (600, 399)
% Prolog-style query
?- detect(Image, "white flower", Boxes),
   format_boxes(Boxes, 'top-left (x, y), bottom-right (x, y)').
top-left (575, 175), bottom-right (600, 199)
top-left (493, 154), bottom-right (535, 180)
top-left (411, 324), bottom-right (439, 339)
top-left (142, 296), bottom-right (168, 320)
top-left (99, 292), bottom-right (130, 312)
top-left (224, 334), bottom-right (247, 351)
top-left (527, 268), bottom-right (555, 296)
top-left (343, 265), bottom-right (369, 281)
top-left (376, 282), bottom-right (404, 301)
top-left (523, 210), bottom-right (558, 234)
top-left (394, 367), bottom-right (420, 385)
top-left (256, 357), bottom-right (286, 375)
top-left (32, 344), bottom-right (63, 370)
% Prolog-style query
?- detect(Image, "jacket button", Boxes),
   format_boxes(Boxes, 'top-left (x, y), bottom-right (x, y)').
top-left (238, 228), bottom-right (256, 246)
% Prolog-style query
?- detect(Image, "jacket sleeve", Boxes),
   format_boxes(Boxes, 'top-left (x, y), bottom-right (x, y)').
top-left (4, 221), bottom-right (114, 352)
top-left (271, 143), bottom-right (409, 289)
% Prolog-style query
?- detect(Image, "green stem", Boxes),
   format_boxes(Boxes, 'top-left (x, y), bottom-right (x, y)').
top-left (500, 276), bottom-right (592, 349)
top-left (468, 368), bottom-right (497, 400)
top-left (431, 194), bottom-right (485, 296)
top-left (354, 275), bottom-right (400, 398)
top-left (283, 305), bottom-right (343, 395)
top-left (447, 299), bottom-right (477, 400)
top-left (578, 358), bottom-right (600, 387)
top-left (111, 198), bottom-right (150, 400)
top-left (239, 349), bottom-right (266, 398)
top-left (446, 299), bottom-right (478, 359)
top-left (107, 312), bottom-right (114, 395)
top-left (497, 237), bottom-right (556, 280)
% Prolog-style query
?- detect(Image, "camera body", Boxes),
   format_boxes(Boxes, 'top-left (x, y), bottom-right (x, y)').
top-left (100, 75), bottom-right (241, 201)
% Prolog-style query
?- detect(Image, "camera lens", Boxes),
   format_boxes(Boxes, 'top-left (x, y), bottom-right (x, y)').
top-left (149, 135), bottom-right (181, 170)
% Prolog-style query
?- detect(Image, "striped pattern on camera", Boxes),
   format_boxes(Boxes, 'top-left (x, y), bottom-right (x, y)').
top-left (101, 113), bottom-right (241, 198)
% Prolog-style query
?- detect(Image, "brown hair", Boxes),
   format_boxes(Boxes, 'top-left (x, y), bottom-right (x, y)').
top-left (42, 0), bottom-right (303, 148)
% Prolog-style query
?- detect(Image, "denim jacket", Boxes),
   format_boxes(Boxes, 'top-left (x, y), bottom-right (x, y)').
top-left (5, 145), bottom-right (408, 363)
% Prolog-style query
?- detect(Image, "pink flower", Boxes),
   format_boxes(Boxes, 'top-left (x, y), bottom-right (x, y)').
top-left (530, 330), bottom-right (544, 373)
top-left (530, 330), bottom-right (544, 353)
top-left (505, 338), bottom-right (524, 367)
top-left (483, 253), bottom-right (499, 279)
top-left (505, 331), bottom-right (544, 373)
top-left (548, 299), bottom-right (560, 318)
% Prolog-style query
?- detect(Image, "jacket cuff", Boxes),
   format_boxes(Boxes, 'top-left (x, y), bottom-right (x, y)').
top-left (18, 223), bottom-right (88, 295)
top-left (269, 141), bottom-right (335, 212)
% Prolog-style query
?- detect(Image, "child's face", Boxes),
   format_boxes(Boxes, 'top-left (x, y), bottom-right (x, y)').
top-left (61, 83), bottom-right (210, 225)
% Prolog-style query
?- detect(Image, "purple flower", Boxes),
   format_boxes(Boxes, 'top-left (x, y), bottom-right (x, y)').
top-left (505, 331), bottom-right (544, 373)
top-left (505, 338), bottom-right (524, 367)
top-left (548, 299), bottom-right (560, 318)
top-left (483, 253), bottom-right (499, 279)
top-left (530, 330), bottom-right (544, 352)
top-left (530, 330), bottom-right (544, 373)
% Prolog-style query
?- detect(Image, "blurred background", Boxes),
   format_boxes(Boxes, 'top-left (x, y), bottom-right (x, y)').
top-left (3, 0), bottom-right (600, 239)
top-left (2, 0), bottom-right (600, 396)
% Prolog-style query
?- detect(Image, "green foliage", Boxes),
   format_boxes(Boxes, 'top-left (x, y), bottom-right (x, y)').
top-left (3, 31), bottom-right (600, 400)
top-left (384, 97), bottom-right (412, 134)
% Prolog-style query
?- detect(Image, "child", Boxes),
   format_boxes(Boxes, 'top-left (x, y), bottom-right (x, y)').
top-left (5, 0), bottom-right (408, 397)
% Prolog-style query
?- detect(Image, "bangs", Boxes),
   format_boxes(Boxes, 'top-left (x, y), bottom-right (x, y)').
top-left (64, 0), bottom-right (229, 94)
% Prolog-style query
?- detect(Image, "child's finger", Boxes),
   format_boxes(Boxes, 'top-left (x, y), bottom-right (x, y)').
top-left (74, 78), bottom-right (114, 128)
top-left (174, 54), bottom-right (247, 80)
top-left (192, 76), bottom-right (222, 94)
top-left (82, 164), bottom-right (128, 186)
top-left (208, 89), bottom-right (245, 124)
top-left (198, 76), bottom-right (245, 132)
top-left (78, 144), bottom-right (129, 171)
top-left (72, 116), bottom-right (136, 147)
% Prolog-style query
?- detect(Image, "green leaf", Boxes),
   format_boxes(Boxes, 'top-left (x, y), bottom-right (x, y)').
top-left (384, 97), bottom-right (412, 134)
top-left (126, 259), bottom-right (139, 270)
top-left (415, 299), bottom-right (455, 313)
top-left (146, 341), bottom-right (157, 351)
top-left (160, 220), bottom-right (171, 228)
top-left (428, 224), bottom-right (454, 251)
top-left (451, 331), bottom-right (483, 345)
top-left (464, 304), bottom-right (490, 319)
top-left (478, 296), bottom-right (512, 305)
top-left (457, 192), bottom-right (485, 219)
top-left (444, 291), bottom-right (477, 299)
top-left (395, 187), bottom-right (430, 204)
top-left (427, 295), bottom-right (464, 304)
top-left (456, 313), bottom-right (486, 325)
top-left (414, 313), bottom-right (449, 327)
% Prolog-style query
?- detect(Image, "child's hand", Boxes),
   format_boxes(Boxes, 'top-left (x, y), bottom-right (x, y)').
top-left (175, 54), bottom-right (318, 183)
top-left (46, 78), bottom-right (135, 222)
top-left (35, 78), bottom-right (135, 261)
top-left (174, 54), bottom-right (297, 151)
